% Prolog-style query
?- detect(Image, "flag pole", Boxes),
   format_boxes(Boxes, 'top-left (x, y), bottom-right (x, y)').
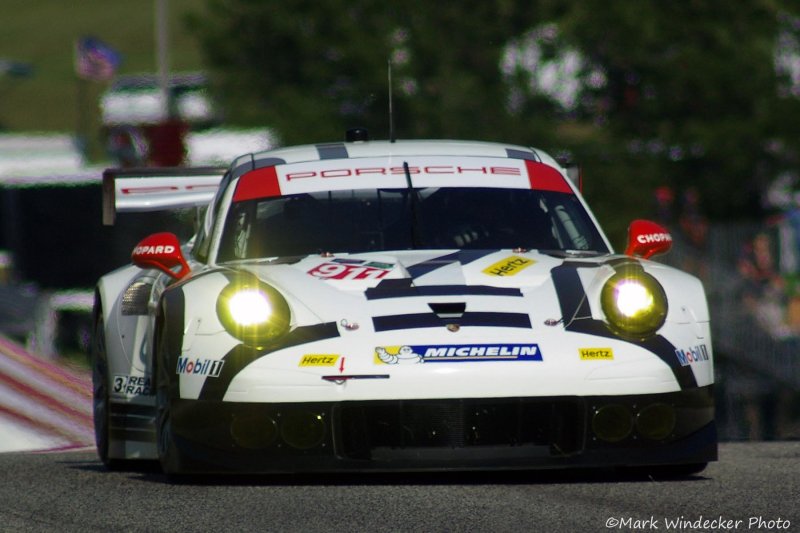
top-left (74, 40), bottom-right (88, 157)
top-left (156, 0), bottom-right (170, 119)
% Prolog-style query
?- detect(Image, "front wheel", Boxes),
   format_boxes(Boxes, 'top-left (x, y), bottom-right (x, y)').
top-left (154, 318), bottom-right (184, 476)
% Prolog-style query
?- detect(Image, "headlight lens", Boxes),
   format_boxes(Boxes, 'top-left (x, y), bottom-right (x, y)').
top-left (600, 268), bottom-right (667, 339)
top-left (228, 290), bottom-right (273, 326)
top-left (217, 278), bottom-right (290, 346)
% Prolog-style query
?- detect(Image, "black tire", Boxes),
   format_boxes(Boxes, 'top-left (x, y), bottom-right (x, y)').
top-left (619, 462), bottom-right (708, 479)
top-left (655, 462), bottom-right (709, 478)
top-left (91, 308), bottom-right (119, 470)
top-left (154, 317), bottom-right (183, 476)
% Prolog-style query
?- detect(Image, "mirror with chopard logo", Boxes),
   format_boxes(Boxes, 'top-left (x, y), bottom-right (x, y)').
top-left (131, 232), bottom-right (190, 280)
top-left (624, 219), bottom-right (673, 259)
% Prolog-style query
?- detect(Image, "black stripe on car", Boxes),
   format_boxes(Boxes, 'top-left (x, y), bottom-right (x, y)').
top-left (405, 250), bottom-right (497, 279)
top-left (316, 143), bottom-right (349, 160)
top-left (159, 282), bottom-right (186, 383)
top-left (365, 279), bottom-right (523, 300)
top-left (550, 260), bottom-right (698, 389)
top-left (198, 322), bottom-right (341, 401)
top-left (253, 157), bottom-right (287, 170)
top-left (505, 148), bottom-right (539, 161)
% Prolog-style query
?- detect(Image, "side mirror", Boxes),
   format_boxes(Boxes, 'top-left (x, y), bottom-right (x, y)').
top-left (131, 232), bottom-right (190, 280)
top-left (624, 219), bottom-right (672, 259)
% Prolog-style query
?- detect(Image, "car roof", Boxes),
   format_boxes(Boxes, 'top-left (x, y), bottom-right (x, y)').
top-left (229, 139), bottom-right (561, 178)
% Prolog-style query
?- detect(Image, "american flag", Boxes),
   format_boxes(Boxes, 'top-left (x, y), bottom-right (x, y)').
top-left (74, 36), bottom-right (121, 81)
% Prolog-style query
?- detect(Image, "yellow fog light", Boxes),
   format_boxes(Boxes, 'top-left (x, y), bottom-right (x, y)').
top-left (230, 413), bottom-right (278, 449)
top-left (600, 269), bottom-right (667, 339)
top-left (592, 404), bottom-right (633, 443)
top-left (635, 403), bottom-right (676, 440)
top-left (280, 411), bottom-right (326, 450)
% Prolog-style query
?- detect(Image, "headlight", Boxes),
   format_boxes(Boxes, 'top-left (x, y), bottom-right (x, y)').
top-left (600, 267), bottom-right (667, 339)
top-left (216, 277), bottom-right (291, 347)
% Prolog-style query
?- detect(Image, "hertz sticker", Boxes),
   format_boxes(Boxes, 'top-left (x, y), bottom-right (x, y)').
top-left (482, 256), bottom-right (534, 277)
top-left (579, 348), bottom-right (614, 360)
top-left (299, 354), bottom-right (340, 367)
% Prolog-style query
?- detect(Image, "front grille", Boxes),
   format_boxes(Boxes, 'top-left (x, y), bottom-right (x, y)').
top-left (121, 279), bottom-right (153, 315)
top-left (335, 398), bottom-right (585, 460)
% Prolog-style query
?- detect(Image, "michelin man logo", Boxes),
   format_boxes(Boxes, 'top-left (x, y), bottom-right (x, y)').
top-left (375, 345), bottom-right (423, 365)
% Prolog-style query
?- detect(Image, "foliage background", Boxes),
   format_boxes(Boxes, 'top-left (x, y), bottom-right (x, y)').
top-left (4, 0), bottom-right (800, 245)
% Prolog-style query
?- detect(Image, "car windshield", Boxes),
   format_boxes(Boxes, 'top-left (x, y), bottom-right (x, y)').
top-left (217, 187), bottom-right (608, 261)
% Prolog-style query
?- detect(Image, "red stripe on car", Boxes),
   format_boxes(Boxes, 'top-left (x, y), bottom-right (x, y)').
top-left (233, 166), bottom-right (282, 201)
top-left (525, 160), bottom-right (572, 193)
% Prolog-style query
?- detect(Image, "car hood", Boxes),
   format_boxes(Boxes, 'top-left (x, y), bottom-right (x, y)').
top-left (232, 249), bottom-right (602, 328)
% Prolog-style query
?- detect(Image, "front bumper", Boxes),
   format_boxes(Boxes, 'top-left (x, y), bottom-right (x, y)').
top-left (168, 386), bottom-right (716, 473)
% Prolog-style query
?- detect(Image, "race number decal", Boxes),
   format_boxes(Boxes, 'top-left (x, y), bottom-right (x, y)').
top-left (308, 262), bottom-right (392, 280)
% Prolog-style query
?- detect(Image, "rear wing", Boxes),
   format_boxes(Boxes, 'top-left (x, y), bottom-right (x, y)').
top-left (102, 166), bottom-right (226, 225)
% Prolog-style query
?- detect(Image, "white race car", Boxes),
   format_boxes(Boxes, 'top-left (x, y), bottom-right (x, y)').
top-left (92, 135), bottom-right (716, 476)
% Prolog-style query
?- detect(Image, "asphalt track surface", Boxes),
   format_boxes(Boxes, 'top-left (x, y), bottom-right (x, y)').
top-left (0, 442), bottom-right (797, 533)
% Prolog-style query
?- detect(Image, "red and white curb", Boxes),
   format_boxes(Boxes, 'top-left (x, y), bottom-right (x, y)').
top-left (0, 335), bottom-right (94, 453)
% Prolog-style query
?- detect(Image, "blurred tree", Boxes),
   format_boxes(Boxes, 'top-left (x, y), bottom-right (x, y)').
top-left (187, 0), bottom-right (800, 241)
top-left (186, 0), bottom-right (561, 144)
top-left (557, 1), bottom-right (800, 222)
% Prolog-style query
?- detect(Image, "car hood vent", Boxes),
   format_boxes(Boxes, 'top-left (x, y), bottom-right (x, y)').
top-left (428, 302), bottom-right (466, 319)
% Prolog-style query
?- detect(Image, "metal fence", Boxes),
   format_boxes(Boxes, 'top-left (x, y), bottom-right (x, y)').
top-left (664, 222), bottom-right (800, 390)
top-left (663, 221), bottom-right (800, 440)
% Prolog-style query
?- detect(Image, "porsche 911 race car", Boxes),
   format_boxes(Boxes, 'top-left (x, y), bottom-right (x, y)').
top-left (92, 135), bottom-right (716, 476)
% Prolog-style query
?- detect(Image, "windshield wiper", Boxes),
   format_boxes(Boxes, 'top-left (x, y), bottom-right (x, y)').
top-left (403, 161), bottom-right (423, 248)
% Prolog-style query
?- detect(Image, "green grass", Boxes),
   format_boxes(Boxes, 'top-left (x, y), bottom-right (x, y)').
top-left (0, 0), bottom-right (208, 153)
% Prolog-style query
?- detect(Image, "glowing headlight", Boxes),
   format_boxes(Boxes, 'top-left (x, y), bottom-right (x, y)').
top-left (217, 279), bottom-right (290, 346)
top-left (615, 280), bottom-right (654, 317)
top-left (600, 269), bottom-right (667, 339)
top-left (228, 290), bottom-right (273, 326)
